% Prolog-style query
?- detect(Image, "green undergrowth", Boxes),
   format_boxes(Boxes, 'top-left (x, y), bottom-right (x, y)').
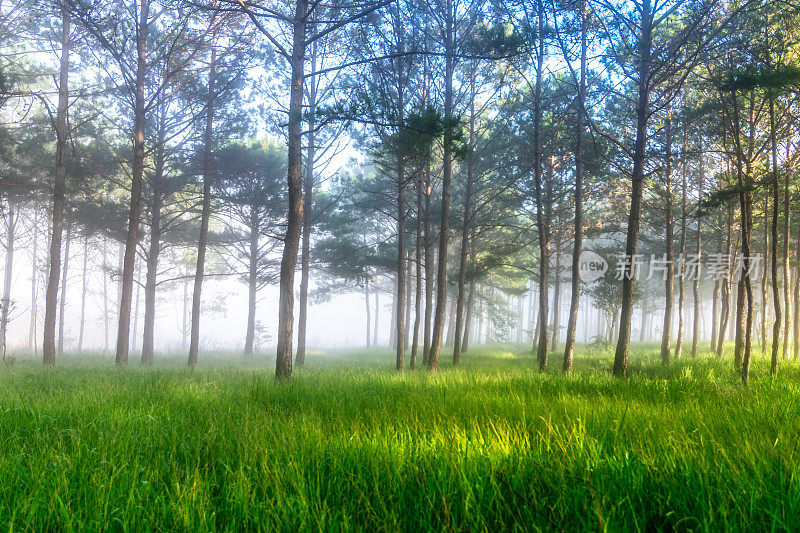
top-left (0, 343), bottom-right (798, 531)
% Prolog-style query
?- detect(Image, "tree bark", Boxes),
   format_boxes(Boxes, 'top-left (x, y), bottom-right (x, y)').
top-left (43, 6), bottom-right (70, 367)
top-left (188, 9), bottom-right (218, 367)
top-left (78, 235), bottom-right (88, 352)
top-left (28, 210), bottom-right (38, 353)
top-left (365, 277), bottom-right (371, 347)
top-left (532, 0), bottom-right (549, 371)
top-left (102, 235), bottom-right (109, 352)
top-left (297, 33), bottom-right (317, 367)
top-left (717, 206), bottom-right (733, 357)
top-left (453, 78), bottom-right (475, 365)
top-left (562, 1), bottom-right (587, 372)
top-left (274, 0), bottom-right (309, 379)
top-left (613, 0), bottom-right (651, 376)
top-left (141, 102), bottom-right (166, 366)
top-left (374, 272), bottom-right (380, 346)
top-left (243, 212), bottom-right (259, 357)
top-left (411, 174), bottom-right (423, 367)
top-left (462, 249), bottom-right (476, 353)
top-left (57, 221), bottom-right (71, 356)
top-left (427, 0), bottom-right (454, 370)
top-left (422, 166), bottom-right (433, 365)
top-left (115, 0), bottom-right (149, 366)
top-left (769, 95), bottom-right (781, 375)
top-left (692, 156), bottom-right (702, 358)
top-left (0, 203), bottom-right (16, 355)
top-left (551, 233), bottom-right (562, 348)
top-left (395, 161), bottom-right (406, 370)
top-left (664, 117), bottom-right (677, 362)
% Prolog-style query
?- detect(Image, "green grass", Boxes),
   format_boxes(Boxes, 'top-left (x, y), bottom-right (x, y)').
top-left (1, 343), bottom-right (799, 531)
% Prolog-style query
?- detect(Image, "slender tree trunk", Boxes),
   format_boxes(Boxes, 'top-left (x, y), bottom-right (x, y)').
top-left (793, 234), bottom-right (800, 358)
top-left (43, 6), bottom-right (70, 366)
top-left (404, 249), bottom-right (412, 351)
top-left (692, 157), bottom-right (703, 358)
top-left (78, 235), bottom-right (88, 352)
top-left (769, 96), bottom-right (781, 375)
top-left (783, 146), bottom-right (791, 359)
top-left (423, 167), bottom-right (433, 364)
top-left (142, 104), bottom-right (166, 366)
top-left (274, 0), bottom-right (309, 379)
top-left (28, 210), bottom-right (38, 353)
top-left (396, 161), bottom-right (406, 370)
top-left (664, 117), bottom-right (677, 362)
top-left (411, 175), bottom-right (423, 367)
top-left (243, 215), bottom-right (259, 357)
top-left (761, 193), bottom-right (768, 355)
top-left (563, 1), bottom-right (587, 372)
top-left (532, 0), bottom-right (549, 370)
top-left (445, 295), bottom-right (456, 347)
top-left (57, 221), bottom-right (71, 356)
top-left (390, 275), bottom-right (397, 348)
top-left (0, 204), bottom-right (16, 355)
top-left (710, 245), bottom-right (720, 351)
top-left (374, 273), bottom-right (380, 346)
top-left (428, 0), bottom-right (454, 370)
top-left (551, 237), bottom-right (561, 348)
top-left (188, 9), bottom-right (218, 367)
top-left (132, 261), bottom-right (141, 351)
top-left (297, 33), bottom-right (317, 367)
top-left (717, 207), bottom-right (733, 357)
top-left (613, 0), bottom-right (652, 376)
top-left (365, 277), bottom-right (371, 348)
top-left (115, 0), bottom-right (150, 366)
top-left (453, 79), bottom-right (475, 365)
top-left (103, 235), bottom-right (109, 352)
top-left (462, 248), bottom-right (476, 353)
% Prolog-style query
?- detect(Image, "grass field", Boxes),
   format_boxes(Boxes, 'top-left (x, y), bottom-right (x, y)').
top-left (1, 343), bottom-right (799, 531)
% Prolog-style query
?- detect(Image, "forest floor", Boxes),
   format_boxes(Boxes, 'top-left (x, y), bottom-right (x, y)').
top-left (0, 343), bottom-right (799, 531)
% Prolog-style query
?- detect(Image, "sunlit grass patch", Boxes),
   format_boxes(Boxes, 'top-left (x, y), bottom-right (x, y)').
top-left (0, 344), bottom-right (798, 530)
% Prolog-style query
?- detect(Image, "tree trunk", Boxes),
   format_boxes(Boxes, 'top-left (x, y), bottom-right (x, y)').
top-left (28, 210), bottom-right (38, 353)
top-left (562, 1), bottom-right (587, 372)
top-left (411, 174), bottom-right (423, 367)
top-left (115, 0), bottom-right (150, 366)
top-left (297, 33), bottom-right (317, 368)
top-left (793, 235), bottom-right (800, 358)
top-left (43, 6), bottom-right (70, 366)
top-left (462, 253), bottom-right (476, 353)
top-left (0, 203), bottom-right (16, 355)
top-left (445, 295), bottom-right (456, 347)
top-left (427, 0), bottom-right (454, 370)
top-left (103, 235), bottom-right (109, 352)
top-left (365, 277), bottom-right (371, 348)
top-left (141, 104), bottom-right (166, 366)
top-left (691, 156), bottom-right (702, 358)
top-left (243, 214), bottom-right (259, 357)
top-left (613, 1), bottom-right (651, 376)
top-left (664, 116), bottom-right (677, 362)
top-left (453, 79), bottom-right (475, 365)
top-left (395, 161), bottom-right (406, 370)
top-left (769, 96), bottom-right (781, 375)
top-left (551, 235), bottom-right (561, 348)
top-left (373, 272), bottom-right (380, 346)
top-left (274, 0), bottom-right (309, 379)
top-left (188, 10), bottom-right (218, 367)
top-left (422, 166), bottom-right (433, 365)
top-left (57, 221), bottom-right (71, 356)
top-left (78, 235), bottom-right (88, 352)
top-left (717, 207), bottom-right (733, 357)
top-left (533, 0), bottom-right (549, 371)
